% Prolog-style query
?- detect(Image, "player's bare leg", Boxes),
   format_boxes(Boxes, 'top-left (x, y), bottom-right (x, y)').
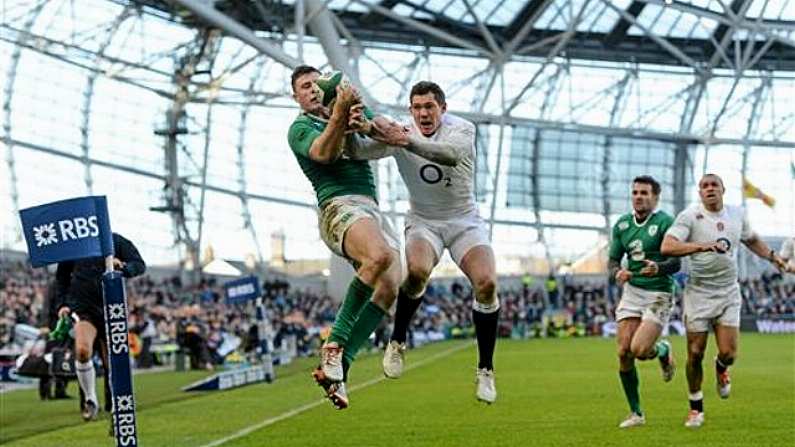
top-left (461, 245), bottom-right (499, 403)
top-left (630, 320), bottom-right (675, 381)
top-left (617, 318), bottom-right (644, 427)
top-left (313, 217), bottom-right (397, 408)
top-left (318, 218), bottom-right (398, 407)
top-left (74, 320), bottom-right (99, 421)
top-left (713, 324), bottom-right (738, 399)
top-left (685, 331), bottom-right (708, 428)
top-left (384, 238), bottom-right (437, 378)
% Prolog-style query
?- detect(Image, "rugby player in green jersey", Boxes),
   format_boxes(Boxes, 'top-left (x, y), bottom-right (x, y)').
top-left (608, 175), bottom-right (681, 428)
top-left (287, 65), bottom-right (407, 409)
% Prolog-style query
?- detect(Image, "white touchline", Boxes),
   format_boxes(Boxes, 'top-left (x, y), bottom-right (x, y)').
top-left (198, 341), bottom-right (472, 447)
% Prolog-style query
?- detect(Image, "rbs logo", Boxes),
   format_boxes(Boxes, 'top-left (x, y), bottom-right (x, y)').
top-left (32, 216), bottom-right (99, 247)
top-left (228, 283), bottom-right (256, 298)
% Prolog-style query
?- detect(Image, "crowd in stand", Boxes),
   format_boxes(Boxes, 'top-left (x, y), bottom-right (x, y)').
top-left (740, 272), bottom-right (795, 318)
top-left (1, 260), bottom-right (793, 370)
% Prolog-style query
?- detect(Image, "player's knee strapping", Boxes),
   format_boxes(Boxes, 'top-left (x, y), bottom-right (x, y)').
top-left (472, 297), bottom-right (500, 314)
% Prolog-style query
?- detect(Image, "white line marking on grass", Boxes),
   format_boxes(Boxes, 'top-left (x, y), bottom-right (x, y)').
top-left (199, 341), bottom-right (471, 447)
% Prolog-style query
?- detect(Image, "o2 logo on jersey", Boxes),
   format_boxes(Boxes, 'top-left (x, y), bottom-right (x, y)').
top-left (716, 237), bottom-right (731, 254)
top-left (420, 164), bottom-right (451, 187)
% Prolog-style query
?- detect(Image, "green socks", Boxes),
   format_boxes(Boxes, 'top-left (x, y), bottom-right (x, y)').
top-left (619, 367), bottom-right (642, 415)
top-left (328, 277), bottom-right (373, 345)
top-left (326, 277), bottom-right (387, 381)
top-left (655, 340), bottom-right (669, 360)
top-left (342, 301), bottom-right (387, 378)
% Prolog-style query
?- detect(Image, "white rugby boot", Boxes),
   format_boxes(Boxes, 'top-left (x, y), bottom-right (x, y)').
top-left (382, 340), bottom-right (406, 379)
top-left (618, 413), bottom-right (645, 429)
top-left (684, 410), bottom-right (705, 428)
top-left (475, 368), bottom-right (497, 404)
top-left (318, 342), bottom-right (343, 383)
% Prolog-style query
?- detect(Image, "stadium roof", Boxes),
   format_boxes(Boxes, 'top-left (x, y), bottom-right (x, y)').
top-left (129, 0), bottom-right (795, 70)
top-left (1, 0), bottom-right (793, 272)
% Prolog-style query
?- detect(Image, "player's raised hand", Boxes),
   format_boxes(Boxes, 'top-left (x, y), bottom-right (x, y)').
top-left (57, 306), bottom-right (71, 319)
top-left (615, 269), bottom-right (632, 286)
top-left (639, 260), bottom-right (659, 276)
top-left (112, 257), bottom-right (126, 271)
top-left (334, 84), bottom-right (358, 111)
top-left (699, 241), bottom-right (725, 253)
top-left (347, 104), bottom-right (372, 134)
top-left (770, 253), bottom-right (790, 274)
top-left (371, 118), bottom-right (409, 146)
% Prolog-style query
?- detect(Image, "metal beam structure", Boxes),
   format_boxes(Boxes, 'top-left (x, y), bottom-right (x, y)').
top-left (305, 0), bottom-right (375, 104)
top-left (9, 137), bottom-right (608, 233)
top-left (78, 7), bottom-right (135, 195)
top-left (605, 1), bottom-right (646, 46)
top-left (2, 1), bottom-right (46, 244)
top-left (170, 0), bottom-right (302, 69)
top-left (3, 22), bottom-right (793, 146)
top-left (600, 0), bottom-right (705, 75)
top-left (601, 71), bottom-right (634, 235)
top-left (672, 142), bottom-right (689, 214)
top-left (152, 29), bottom-right (222, 283)
top-left (234, 57), bottom-right (268, 272)
top-left (130, 0), bottom-right (795, 70)
top-left (3, 0), bottom-right (795, 271)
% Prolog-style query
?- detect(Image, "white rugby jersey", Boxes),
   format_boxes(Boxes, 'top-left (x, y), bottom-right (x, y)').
top-left (393, 113), bottom-right (478, 219)
top-left (666, 203), bottom-right (756, 290)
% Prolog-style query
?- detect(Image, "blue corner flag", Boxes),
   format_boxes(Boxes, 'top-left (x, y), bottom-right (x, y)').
top-left (20, 196), bottom-right (139, 446)
top-left (19, 196), bottom-right (113, 267)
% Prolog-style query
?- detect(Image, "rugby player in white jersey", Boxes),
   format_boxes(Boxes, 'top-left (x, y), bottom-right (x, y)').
top-left (661, 173), bottom-right (790, 428)
top-left (347, 81), bottom-right (499, 403)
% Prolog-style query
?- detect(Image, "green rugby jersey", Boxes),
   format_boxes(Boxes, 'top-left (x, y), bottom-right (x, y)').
top-left (608, 210), bottom-right (675, 293)
top-left (287, 110), bottom-right (376, 207)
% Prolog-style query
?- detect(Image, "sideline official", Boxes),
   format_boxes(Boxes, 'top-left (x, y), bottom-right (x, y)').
top-left (55, 232), bottom-right (145, 421)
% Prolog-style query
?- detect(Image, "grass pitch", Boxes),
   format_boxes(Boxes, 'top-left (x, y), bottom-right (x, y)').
top-left (2, 334), bottom-right (793, 446)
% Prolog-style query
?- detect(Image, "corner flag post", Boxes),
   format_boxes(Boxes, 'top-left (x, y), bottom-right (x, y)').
top-left (19, 196), bottom-right (138, 447)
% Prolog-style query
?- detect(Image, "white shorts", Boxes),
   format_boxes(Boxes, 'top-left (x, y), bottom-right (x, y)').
top-left (318, 195), bottom-right (400, 267)
top-left (404, 209), bottom-right (490, 266)
top-left (615, 283), bottom-right (673, 326)
top-left (683, 283), bottom-right (742, 333)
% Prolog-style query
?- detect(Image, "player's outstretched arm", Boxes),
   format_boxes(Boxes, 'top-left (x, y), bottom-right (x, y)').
top-left (742, 236), bottom-right (790, 273)
top-left (660, 235), bottom-right (719, 257)
top-left (345, 133), bottom-right (396, 160)
top-left (403, 136), bottom-right (464, 166)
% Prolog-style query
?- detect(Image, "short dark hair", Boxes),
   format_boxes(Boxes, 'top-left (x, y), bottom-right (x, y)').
top-left (291, 65), bottom-right (320, 92)
top-left (633, 175), bottom-right (661, 196)
top-left (409, 81), bottom-right (446, 106)
top-left (701, 173), bottom-right (725, 189)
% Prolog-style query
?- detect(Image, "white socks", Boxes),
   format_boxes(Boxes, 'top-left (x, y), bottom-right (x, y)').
top-left (75, 360), bottom-right (97, 404)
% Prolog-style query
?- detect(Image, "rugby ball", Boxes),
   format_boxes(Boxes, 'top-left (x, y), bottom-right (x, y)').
top-left (313, 71), bottom-right (351, 107)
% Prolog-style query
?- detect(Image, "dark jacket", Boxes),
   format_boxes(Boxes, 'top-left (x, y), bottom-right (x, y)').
top-left (55, 233), bottom-right (146, 311)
